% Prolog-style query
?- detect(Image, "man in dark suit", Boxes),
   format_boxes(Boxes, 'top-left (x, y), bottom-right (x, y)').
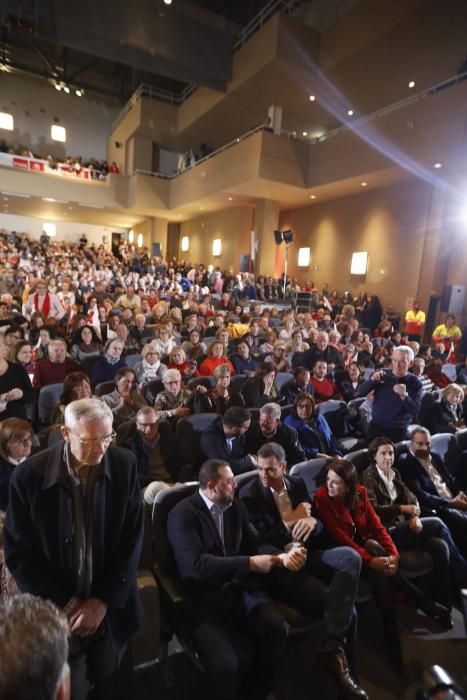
top-left (245, 403), bottom-right (306, 467)
top-left (239, 442), bottom-right (367, 700)
top-left (200, 406), bottom-right (258, 474)
top-left (167, 458), bottom-right (306, 700)
top-left (397, 426), bottom-right (467, 553)
top-left (5, 398), bottom-right (144, 700)
top-left (301, 331), bottom-right (343, 372)
top-left (279, 366), bottom-right (314, 405)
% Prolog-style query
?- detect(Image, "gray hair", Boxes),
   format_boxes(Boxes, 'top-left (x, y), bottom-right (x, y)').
top-left (163, 368), bottom-right (182, 384)
top-left (136, 406), bottom-right (158, 421)
top-left (64, 398), bottom-right (113, 431)
top-left (48, 338), bottom-right (67, 350)
top-left (260, 402), bottom-right (281, 420)
top-left (0, 594), bottom-right (69, 700)
top-left (394, 345), bottom-right (414, 363)
top-left (409, 425), bottom-right (431, 440)
top-left (257, 442), bottom-right (286, 464)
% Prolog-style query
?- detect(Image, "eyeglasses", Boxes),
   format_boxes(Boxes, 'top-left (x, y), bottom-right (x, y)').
top-left (12, 436), bottom-right (33, 446)
top-left (72, 432), bottom-right (116, 446)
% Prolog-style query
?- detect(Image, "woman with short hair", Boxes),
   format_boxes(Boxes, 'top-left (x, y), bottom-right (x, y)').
top-left (101, 367), bottom-right (147, 427)
top-left (0, 417), bottom-right (33, 510)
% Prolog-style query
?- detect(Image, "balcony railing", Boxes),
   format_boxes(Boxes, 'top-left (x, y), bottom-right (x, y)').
top-left (0, 152), bottom-right (108, 181)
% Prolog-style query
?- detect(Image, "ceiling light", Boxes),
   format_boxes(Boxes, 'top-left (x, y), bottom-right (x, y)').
top-left (309, 95), bottom-right (316, 102)
top-left (347, 109), bottom-right (354, 117)
top-left (408, 80), bottom-right (415, 88)
top-left (55, 84), bottom-right (61, 91)
top-left (164, 0), bottom-right (173, 4)
top-left (200, 206), bottom-right (205, 210)
top-left (228, 197), bottom-right (233, 201)
top-left (1, 191), bottom-right (31, 198)
top-left (310, 195), bottom-right (316, 199)
top-left (361, 181), bottom-right (367, 187)
top-left (75, 89), bottom-right (82, 97)
top-left (302, 131), bottom-right (308, 136)
top-left (433, 162), bottom-right (442, 169)
top-left (63, 86), bottom-right (70, 94)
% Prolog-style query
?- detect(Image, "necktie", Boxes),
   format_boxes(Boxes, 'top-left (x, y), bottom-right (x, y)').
top-left (210, 504), bottom-right (224, 545)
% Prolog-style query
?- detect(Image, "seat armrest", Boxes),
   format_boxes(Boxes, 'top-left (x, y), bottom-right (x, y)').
top-left (153, 565), bottom-right (186, 605)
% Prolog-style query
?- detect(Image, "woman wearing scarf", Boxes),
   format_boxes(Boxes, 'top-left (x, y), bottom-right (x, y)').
top-left (24, 280), bottom-right (65, 321)
top-left (133, 343), bottom-right (167, 387)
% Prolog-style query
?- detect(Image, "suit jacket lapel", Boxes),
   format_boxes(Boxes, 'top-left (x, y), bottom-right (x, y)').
top-left (193, 492), bottom-right (226, 553)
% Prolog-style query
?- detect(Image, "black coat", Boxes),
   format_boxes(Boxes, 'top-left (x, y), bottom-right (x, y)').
top-left (397, 450), bottom-right (460, 513)
top-left (200, 418), bottom-right (255, 475)
top-left (4, 443), bottom-right (144, 647)
top-left (245, 422), bottom-right (306, 467)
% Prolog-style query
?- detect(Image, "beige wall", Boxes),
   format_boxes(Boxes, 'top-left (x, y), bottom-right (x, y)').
top-left (279, 180), bottom-right (432, 311)
top-left (179, 206), bottom-right (254, 269)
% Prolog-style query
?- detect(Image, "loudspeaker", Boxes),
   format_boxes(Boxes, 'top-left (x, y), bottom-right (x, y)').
top-left (283, 230), bottom-right (293, 243)
top-left (440, 285), bottom-right (465, 314)
top-left (274, 230), bottom-right (283, 245)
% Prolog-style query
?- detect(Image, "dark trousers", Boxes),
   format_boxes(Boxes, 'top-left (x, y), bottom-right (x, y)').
top-left (270, 546), bottom-right (361, 652)
top-left (367, 422), bottom-right (408, 443)
top-left (69, 631), bottom-right (130, 700)
top-left (437, 507), bottom-right (467, 560)
top-left (190, 588), bottom-right (288, 700)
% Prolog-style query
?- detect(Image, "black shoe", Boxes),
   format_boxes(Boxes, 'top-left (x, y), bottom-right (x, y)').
top-left (316, 650), bottom-right (369, 700)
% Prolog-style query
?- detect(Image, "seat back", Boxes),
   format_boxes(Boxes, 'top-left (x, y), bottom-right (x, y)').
top-left (235, 470), bottom-right (258, 492)
top-left (316, 400), bottom-right (349, 437)
top-left (94, 380), bottom-right (115, 397)
top-left (38, 383), bottom-right (63, 425)
top-left (230, 374), bottom-right (248, 393)
top-left (363, 367), bottom-right (374, 380)
top-left (152, 483), bottom-right (199, 574)
top-left (188, 376), bottom-right (215, 390)
top-left (275, 372), bottom-right (293, 393)
top-left (431, 432), bottom-right (457, 463)
top-left (80, 355), bottom-right (100, 380)
top-left (345, 448), bottom-right (370, 474)
top-left (289, 458), bottom-right (329, 497)
top-left (176, 413), bottom-right (220, 470)
top-left (126, 353), bottom-right (142, 368)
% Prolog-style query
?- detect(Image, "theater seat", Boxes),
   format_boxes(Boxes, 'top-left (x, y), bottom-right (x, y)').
top-left (176, 413), bottom-right (220, 472)
top-left (289, 458), bottom-right (329, 497)
top-left (94, 380), bottom-right (115, 397)
top-left (38, 383), bottom-right (63, 425)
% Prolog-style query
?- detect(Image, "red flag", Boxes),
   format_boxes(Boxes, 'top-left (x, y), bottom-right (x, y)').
top-left (446, 341), bottom-right (456, 364)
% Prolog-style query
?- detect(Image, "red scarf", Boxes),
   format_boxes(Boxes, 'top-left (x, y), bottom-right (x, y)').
top-left (34, 292), bottom-right (51, 318)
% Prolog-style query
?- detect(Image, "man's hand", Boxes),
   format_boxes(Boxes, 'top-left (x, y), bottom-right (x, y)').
top-left (279, 547), bottom-right (307, 572)
top-left (249, 555), bottom-right (276, 574)
top-left (283, 502), bottom-right (311, 526)
top-left (68, 598), bottom-right (108, 637)
top-left (409, 516), bottom-right (423, 534)
top-left (291, 516), bottom-right (317, 542)
top-left (6, 388), bottom-right (23, 401)
top-left (196, 385), bottom-right (208, 394)
top-left (393, 384), bottom-right (408, 399)
top-left (399, 504), bottom-right (420, 517)
top-left (450, 494), bottom-right (467, 511)
top-left (371, 370), bottom-right (385, 382)
top-left (370, 556), bottom-right (398, 576)
top-left (173, 407), bottom-right (191, 418)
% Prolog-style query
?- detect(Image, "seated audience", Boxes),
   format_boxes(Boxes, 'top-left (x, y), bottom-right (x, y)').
top-left (310, 360), bottom-right (340, 403)
top-left (302, 331), bottom-right (343, 372)
top-left (245, 402), bottom-right (306, 467)
top-left (337, 362), bottom-right (365, 402)
top-left (284, 393), bottom-right (342, 459)
top-left (133, 343), bottom-right (167, 387)
top-left (101, 367), bottom-right (147, 428)
top-left (167, 346), bottom-right (199, 382)
top-left (70, 325), bottom-right (101, 362)
top-left (286, 329), bottom-right (310, 354)
top-left (397, 427), bottom-right (467, 555)
top-left (242, 361), bottom-right (282, 408)
top-left (0, 341), bottom-right (33, 420)
top-left (0, 417), bottom-right (33, 510)
top-left (182, 328), bottom-right (207, 361)
top-left (9, 340), bottom-right (33, 374)
top-left (152, 325), bottom-right (176, 357)
top-left (230, 339), bottom-right (258, 375)
top-left (279, 366), bottom-right (313, 405)
top-left (314, 458), bottom-right (404, 673)
top-left (432, 314), bottom-right (462, 353)
top-left (195, 363), bottom-right (244, 414)
top-left (154, 368), bottom-right (194, 422)
top-left (24, 280), bottom-right (65, 321)
top-left (362, 437), bottom-right (467, 617)
top-left (129, 312), bottom-right (154, 351)
top-left (239, 441), bottom-right (367, 700)
top-left (411, 356), bottom-right (434, 393)
top-left (200, 406), bottom-right (256, 474)
top-left (91, 338), bottom-right (127, 388)
top-left (198, 340), bottom-right (235, 377)
top-left (425, 358), bottom-right (452, 389)
top-left (51, 372), bottom-right (93, 425)
top-left (431, 383), bottom-right (465, 433)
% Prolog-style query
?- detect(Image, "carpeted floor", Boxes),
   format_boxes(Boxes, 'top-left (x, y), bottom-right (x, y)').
top-left (133, 601), bottom-right (467, 700)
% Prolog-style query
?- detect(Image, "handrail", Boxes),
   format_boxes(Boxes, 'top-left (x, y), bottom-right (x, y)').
top-left (233, 0), bottom-right (304, 51)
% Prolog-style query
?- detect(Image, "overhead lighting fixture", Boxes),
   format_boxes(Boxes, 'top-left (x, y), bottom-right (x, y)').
top-left (433, 162), bottom-right (443, 169)
top-left (213, 239), bottom-right (222, 257)
top-left (63, 86), bottom-right (70, 94)
top-left (361, 181), bottom-right (368, 187)
top-left (347, 109), bottom-right (354, 117)
top-left (128, 230), bottom-right (134, 244)
top-left (351, 251), bottom-right (368, 275)
top-left (228, 197), bottom-right (233, 201)
top-left (0, 112), bottom-right (14, 131)
top-left (310, 194), bottom-right (316, 199)
top-left (200, 206), bottom-right (204, 210)
top-left (79, 203), bottom-right (104, 209)
top-left (408, 80), bottom-right (415, 88)
top-left (41, 197), bottom-right (69, 204)
top-left (302, 131), bottom-right (308, 136)
top-left (181, 236), bottom-right (189, 252)
top-left (75, 89), bottom-right (83, 97)
top-left (55, 83), bottom-right (62, 91)
top-left (51, 124), bottom-right (66, 142)
top-left (309, 95), bottom-right (316, 102)
top-left (164, 0), bottom-right (173, 4)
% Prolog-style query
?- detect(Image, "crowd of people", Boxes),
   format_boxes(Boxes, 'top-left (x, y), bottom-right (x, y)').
top-left (0, 138), bottom-right (119, 179)
top-left (1, 227), bottom-right (467, 700)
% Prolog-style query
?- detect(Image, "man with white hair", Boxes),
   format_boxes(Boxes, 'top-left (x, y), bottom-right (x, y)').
top-left (245, 402), bottom-right (306, 467)
top-left (358, 345), bottom-right (423, 442)
top-left (33, 338), bottom-right (80, 390)
top-left (4, 398), bottom-right (144, 699)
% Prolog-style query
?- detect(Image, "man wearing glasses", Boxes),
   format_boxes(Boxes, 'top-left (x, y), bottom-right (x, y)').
top-left (4, 398), bottom-right (144, 700)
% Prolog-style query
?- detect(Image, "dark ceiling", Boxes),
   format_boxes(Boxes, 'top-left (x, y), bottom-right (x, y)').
top-left (0, 0), bottom-right (276, 102)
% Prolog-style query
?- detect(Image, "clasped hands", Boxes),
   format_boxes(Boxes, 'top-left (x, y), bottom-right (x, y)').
top-left (283, 501), bottom-right (317, 543)
top-left (67, 597), bottom-right (108, 637)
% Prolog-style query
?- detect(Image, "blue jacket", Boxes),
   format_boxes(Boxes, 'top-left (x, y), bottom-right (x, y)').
top-left (284, 414), bottom-right (342, 458)
top-left (358, 370), bottom-right (422, 429)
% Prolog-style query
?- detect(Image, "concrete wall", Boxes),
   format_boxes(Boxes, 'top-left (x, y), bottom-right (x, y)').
top-left (0, 73), bottom-right (120, 161)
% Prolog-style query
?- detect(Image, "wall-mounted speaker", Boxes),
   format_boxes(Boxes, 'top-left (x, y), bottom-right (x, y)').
top-left (274, 230), bottom-right (283, 245)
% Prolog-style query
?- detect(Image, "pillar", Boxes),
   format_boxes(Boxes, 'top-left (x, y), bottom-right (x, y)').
top-left (254, 199), bottom-right (280, 276)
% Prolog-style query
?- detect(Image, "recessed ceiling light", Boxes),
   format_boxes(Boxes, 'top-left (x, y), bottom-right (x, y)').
top-left (408, 80), bottom-right (415, 88)
top-left (433, 162), bottom-right (442, 169)
top-left (3, 197), bottom-right (7, 200)
top-left (310, 195), bottom-right (316, 199)
top-left (164, 0), bottom-right (173, 4)
top-left (63, 86), bottom-right (70, 94)
top-left (200, 206), bottom-right (204, 210)
top-left (55, 84), bottom-right (61, 91)
top-left (347, 109), bottom-right (354, 117)
top-left (361, 181), bottom-right (367, 187)
top-left (228, 197), bottom-right (233, 201)
top-left (309, 95), bottom-right (316, 102)
top-left (302, 131), bottom-right (308, 136)
top-left (75, 89), bottom-right (82, 97)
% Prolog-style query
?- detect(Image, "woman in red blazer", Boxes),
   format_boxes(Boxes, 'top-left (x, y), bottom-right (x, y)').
top-left (314, 458), bottom-right (404, 674)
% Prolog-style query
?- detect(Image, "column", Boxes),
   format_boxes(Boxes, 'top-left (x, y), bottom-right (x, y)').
top-left (254, 198), bottom-right (281, 276)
